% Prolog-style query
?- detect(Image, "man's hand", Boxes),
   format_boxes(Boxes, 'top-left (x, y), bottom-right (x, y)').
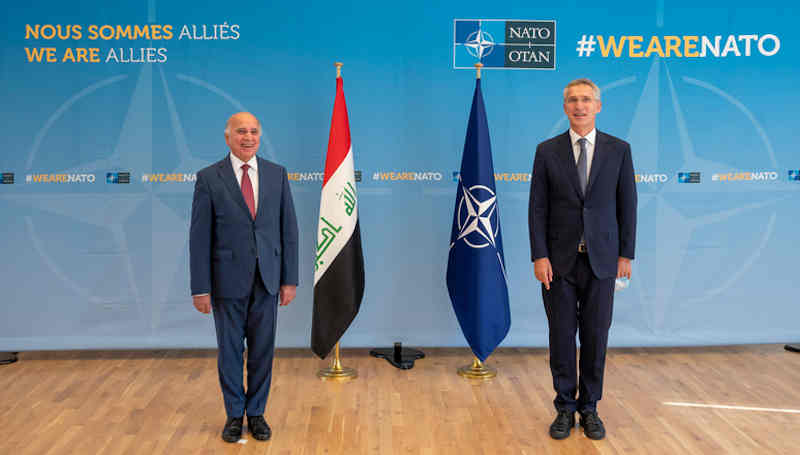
top-left (617, 257), bottom-right (632, 279)
top-left (193, 294), bottom-right (211, 314)
top-left (279, 285), bottom-right (297, 306)
top-left (534, 257), bottom-right (553, 291)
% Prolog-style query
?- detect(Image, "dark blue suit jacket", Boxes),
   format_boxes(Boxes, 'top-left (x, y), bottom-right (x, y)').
top-left (529, 131), bottom-right (637, 279)
top-left (190, 155), bottom-right (298, 298)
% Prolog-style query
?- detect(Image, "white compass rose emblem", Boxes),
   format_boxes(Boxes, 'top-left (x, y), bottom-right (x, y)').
top-left (455, 183), bottom-right (499, 249)
top-left (464, 29), bottom-right (496, 60)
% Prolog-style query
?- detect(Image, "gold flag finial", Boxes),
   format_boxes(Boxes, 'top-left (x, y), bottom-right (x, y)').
top-left (475, 62), bottom-right (483, 79)
top-left (335, 62), bottom-right (343, 78)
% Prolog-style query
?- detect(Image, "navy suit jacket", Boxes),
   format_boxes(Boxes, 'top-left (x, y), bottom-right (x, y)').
top-left (529, 131), bottom-right (637, 280)
top-left (190, 155), bottom-right (299, 298)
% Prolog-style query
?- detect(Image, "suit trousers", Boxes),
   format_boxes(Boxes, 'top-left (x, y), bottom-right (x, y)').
top-left (542, 252), bottom-right (614, 413)
top-left (212, 265), bottom-right (278, 418)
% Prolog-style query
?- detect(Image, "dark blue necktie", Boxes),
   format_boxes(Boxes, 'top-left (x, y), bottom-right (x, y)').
top-left (577, 138), bottom-right (588, 195)
top-left (577, 138), bottom-right (588, 248)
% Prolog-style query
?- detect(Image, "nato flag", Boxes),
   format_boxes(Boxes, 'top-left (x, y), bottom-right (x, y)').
top-left (446, 78), bottom-right (511, 362)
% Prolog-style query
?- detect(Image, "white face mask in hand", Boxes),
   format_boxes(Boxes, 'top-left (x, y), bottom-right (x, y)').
top-left (615, 277), bottom-right (630, 291)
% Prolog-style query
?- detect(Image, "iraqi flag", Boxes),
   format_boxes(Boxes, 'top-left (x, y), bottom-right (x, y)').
top-left (446, 78), bottom-right (511, 361)
top-left (311, 76), bottom-right (365, 359)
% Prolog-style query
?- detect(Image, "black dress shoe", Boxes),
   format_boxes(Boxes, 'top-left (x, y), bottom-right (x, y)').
top-left (247, 415), bottom-right (272, 441)
top-left (549, 410), bottom-right (575, 440)
top-left (221, 417), bottom-right (243, 443)
top-left (579, 410), bottom-right (606, 440)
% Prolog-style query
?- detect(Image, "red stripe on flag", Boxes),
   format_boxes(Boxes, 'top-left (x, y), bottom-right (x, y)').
top-left (323, 77), bottom-right (351, 187)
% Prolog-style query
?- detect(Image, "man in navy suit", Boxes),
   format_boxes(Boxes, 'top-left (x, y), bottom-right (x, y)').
top-left (190, 112), bottom-right (298, 443)
top-left (528, 79), bottom-right (637, 440)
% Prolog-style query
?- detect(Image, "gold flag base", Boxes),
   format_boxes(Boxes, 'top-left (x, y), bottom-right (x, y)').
top-left (457, 357), bottom-right (497, 381)
top-left (317, 365), bottom-right (357, 381)
top-left (317, 342), bottom-right (357, 382)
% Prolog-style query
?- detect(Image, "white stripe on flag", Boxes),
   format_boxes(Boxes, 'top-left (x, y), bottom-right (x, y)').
top-left (314, 147), bottom-right (358, 285)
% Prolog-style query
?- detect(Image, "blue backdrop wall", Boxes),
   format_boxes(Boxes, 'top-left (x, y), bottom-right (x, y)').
top-left (1, 1), bottom-right (798, 350)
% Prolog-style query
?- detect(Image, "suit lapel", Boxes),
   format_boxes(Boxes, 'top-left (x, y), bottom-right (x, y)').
top-left (555, 132), bottom-right (584, 201)
top-left (585, 132), bottom-right (608, 197)
top-left (216, 156), bottom-right (251, 218)
top-left (255, 157), bottom-right (267, 222)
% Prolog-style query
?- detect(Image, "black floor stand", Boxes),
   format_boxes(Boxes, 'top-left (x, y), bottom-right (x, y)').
top-left (0, 352), bottom-right (19, 365)
top-left (785, 344), bottom-right (800, 353)
top-left (370, 342), bottom-right (425, 369)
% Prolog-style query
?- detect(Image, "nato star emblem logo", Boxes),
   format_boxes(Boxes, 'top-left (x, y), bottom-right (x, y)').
top-left (453, 19), bottom-right (556, 69)
top-left (455, 183), bottom-right (499, 249)
top-left (463, 29), bottom-right (495, 60)
top-left (678, 172), bottom-right (701, 183)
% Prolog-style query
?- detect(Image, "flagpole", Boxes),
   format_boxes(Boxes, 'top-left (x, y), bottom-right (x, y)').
top-left (317, 342), bottom-right (357, 381)
top-left (455, 62), bottom-right (499, 381)
top-left (315, 61), bottom-right (358, 382)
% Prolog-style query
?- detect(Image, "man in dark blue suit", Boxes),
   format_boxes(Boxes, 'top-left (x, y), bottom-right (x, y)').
top-left (190, 112), bottom-right (298, 443)
top-left (528, 79), bottom-right (637, 440)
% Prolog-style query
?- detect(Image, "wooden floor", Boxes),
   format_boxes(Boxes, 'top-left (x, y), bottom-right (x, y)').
top-left (1, 345), bottom-right (799, 454)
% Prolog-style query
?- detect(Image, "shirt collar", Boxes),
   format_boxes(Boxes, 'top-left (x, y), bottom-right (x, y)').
top-left (229, 152), bottom-right (258, 171)
top-left (569, 128), bottom-right (596, 146)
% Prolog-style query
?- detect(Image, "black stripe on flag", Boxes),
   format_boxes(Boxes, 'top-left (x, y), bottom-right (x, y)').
top-left (311, 220), bottom-right (365, 358)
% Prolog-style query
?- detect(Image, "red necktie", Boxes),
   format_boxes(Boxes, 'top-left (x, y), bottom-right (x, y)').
top-left (240, 164), bottom-right (256, 219)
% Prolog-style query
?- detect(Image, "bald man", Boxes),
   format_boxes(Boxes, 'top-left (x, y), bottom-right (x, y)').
top-left (190, 112), bottom-right (298, 442)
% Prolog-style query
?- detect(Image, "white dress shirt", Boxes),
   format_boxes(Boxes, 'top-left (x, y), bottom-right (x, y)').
top-left (569, 128), bottom-right (596, 178)
top-left (229, 153), bottom-right (259, 213)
